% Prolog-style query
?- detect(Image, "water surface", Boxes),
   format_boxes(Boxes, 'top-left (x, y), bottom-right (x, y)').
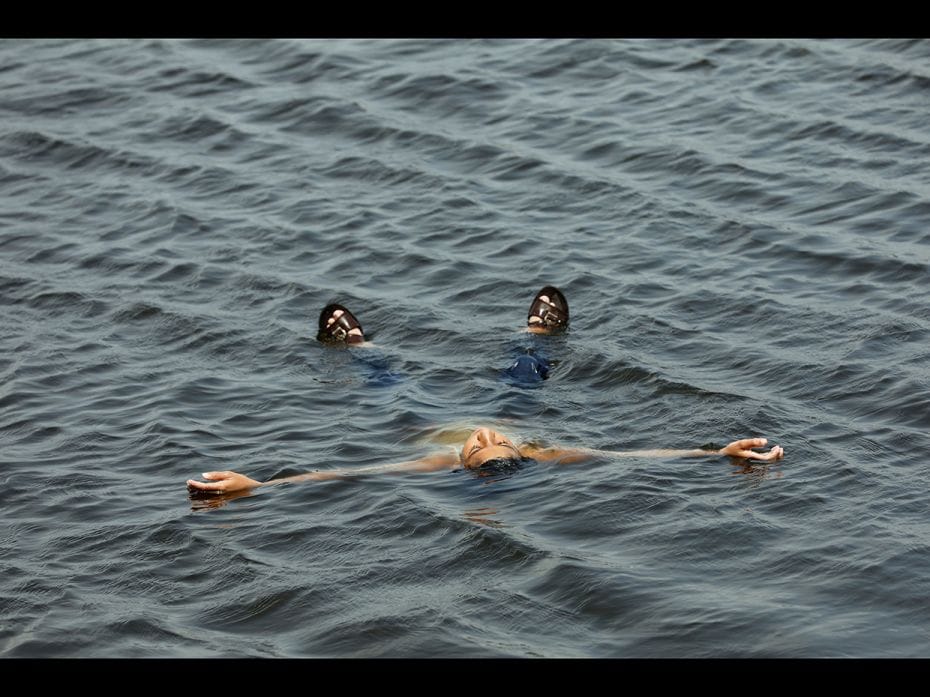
top-left (2, 39), bottom-right (930, 657)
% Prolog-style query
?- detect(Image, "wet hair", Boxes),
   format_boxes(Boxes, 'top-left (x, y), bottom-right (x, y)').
top-left (477, 456), bottom-right (530, 472)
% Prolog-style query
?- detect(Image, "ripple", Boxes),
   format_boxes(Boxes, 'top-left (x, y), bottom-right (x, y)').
top-left (2, 38), bottom-right (930, 658)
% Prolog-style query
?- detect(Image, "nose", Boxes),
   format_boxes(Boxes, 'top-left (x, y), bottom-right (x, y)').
top-left (475, 428), bottom-right (492, 445)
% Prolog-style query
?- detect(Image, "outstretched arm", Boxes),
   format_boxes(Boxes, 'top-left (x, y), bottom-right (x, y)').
top-left (522, 438), bottom-right (784, 465)
top-left (186, 451), bottom-right (460, 495)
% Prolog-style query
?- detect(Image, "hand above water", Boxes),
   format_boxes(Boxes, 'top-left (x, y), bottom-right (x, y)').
top-left (186, 471), bottom-right (263, 494)
top-left (719, 438), bottom-right (784, 462)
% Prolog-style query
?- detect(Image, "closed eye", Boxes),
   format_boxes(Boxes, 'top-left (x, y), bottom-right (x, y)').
top-left (468, 442), bottom-right (514, 458)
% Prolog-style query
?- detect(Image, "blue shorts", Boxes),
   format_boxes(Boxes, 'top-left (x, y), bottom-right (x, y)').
top-left (355, 349), bottom-right (404, 387)
top-left (502, 345), bottom-right (551, 387)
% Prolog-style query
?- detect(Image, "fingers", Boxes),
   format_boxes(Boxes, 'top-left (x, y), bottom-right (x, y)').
top-left (721, 436), bottom-right (784, 463)
top-left (187, 472), bottom-right (233, 493)
top-left (187, 471), bottom-right (257, 496)
top-left (757, 445), bottom-right (784, 461)
top-left (735, 445), bottom-right (785, 462)
top-left (761, 445), bottom-right (784, 461)
top-left (187, 478), bottom-right (226, 492)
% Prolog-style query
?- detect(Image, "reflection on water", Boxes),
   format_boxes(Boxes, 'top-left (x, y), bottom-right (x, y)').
top-left (188, 488), bottom-right (256, 512)
top-left (463, 507), bottom-right (505, 528)
top-left (730, 461), bottom-right (784, 482)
